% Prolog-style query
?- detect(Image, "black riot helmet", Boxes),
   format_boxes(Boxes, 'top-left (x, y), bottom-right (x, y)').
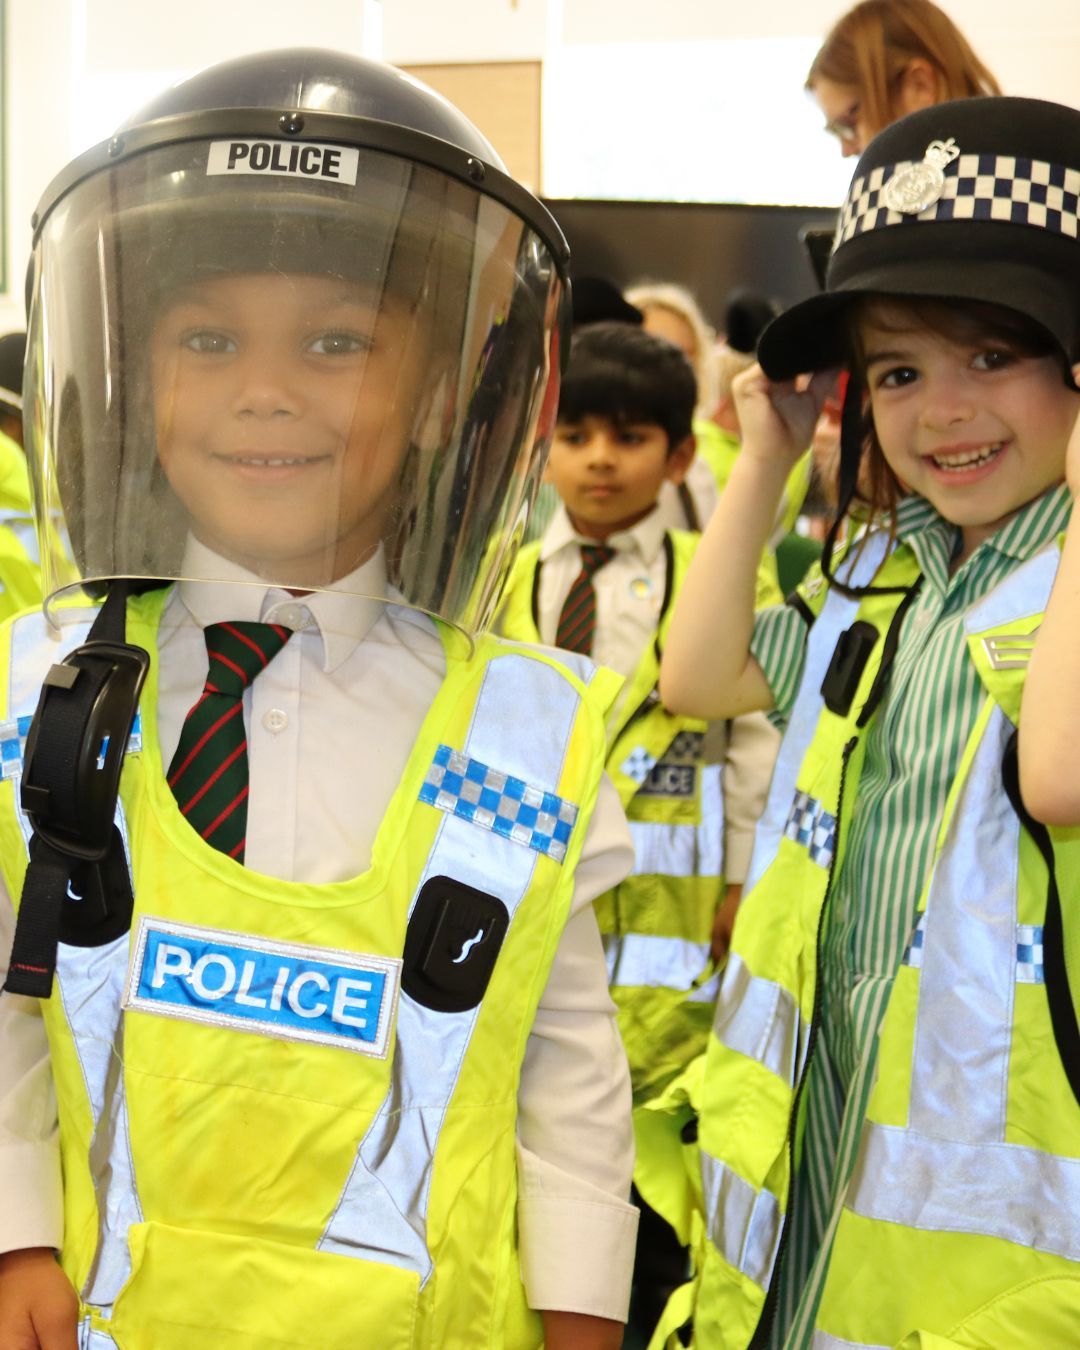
top-left (25, 49), bottom-right (572, 634)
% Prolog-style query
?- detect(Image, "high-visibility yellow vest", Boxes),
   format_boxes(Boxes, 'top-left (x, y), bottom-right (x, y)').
top-left (685, 531), bottom-right (923, 1349)
top-left (0, 589), bottom-right (619, 1350)
top-left (813, 542), bottom-right (1080, 1350)
top-left (502, 530), bottom-right (731, 1105)
top-left (0, 429), bottom-right (46, 620)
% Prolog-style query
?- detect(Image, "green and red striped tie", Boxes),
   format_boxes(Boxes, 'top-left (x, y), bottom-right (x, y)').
top-left (168, 621), bottom-right (293, 862)
top-left (555, 544), bottom-right (615, 656)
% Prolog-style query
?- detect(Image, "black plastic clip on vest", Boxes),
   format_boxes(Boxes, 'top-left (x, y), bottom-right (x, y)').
top-left (3, 584), bottom-right (148, 998)
top-left (820, 621), bottom-right (879, 717)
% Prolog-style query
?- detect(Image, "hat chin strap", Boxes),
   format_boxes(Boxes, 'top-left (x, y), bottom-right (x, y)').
top-left (819, 369), bottom-right (912, 598)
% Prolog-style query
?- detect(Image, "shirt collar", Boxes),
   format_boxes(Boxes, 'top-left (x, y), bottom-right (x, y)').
top-left (539, 502), bottom-right (668, 565)
top-left (892, 484), bottom-right (1072, 589)
top-left (176, 537), bottom-right (390, 673)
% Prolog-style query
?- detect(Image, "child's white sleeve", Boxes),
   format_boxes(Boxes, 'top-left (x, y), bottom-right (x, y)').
top-left (0, 882), bottom-right (64, 1255)
top-left (515, 773), bottom-right (639, 1321)
top-left (716, 711), bottom-right (782, 885)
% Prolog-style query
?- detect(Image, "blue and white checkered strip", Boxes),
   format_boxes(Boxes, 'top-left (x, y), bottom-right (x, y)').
top-left (0, 712), bottom-right (143, 780)
top-left (836, 154), bottom-right (1080, 247)
top-left (783, 789), bottom-right (837, 870)
top-left (420, 743), bottom-right (579, 863)
top-left (903, 912), bottom-right (928, 969)
top-left (620, 746), bottom-right (657, 786)
top-left (1016, 924), bottom-right (1045, 984)
top-left (668, 731), bottom-right (704, 759)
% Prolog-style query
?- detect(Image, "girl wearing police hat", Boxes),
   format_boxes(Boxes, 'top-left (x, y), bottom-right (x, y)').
top-left (0, 49), bottom-right (639, 1350)
top-left (654, 97), bottom-right (1080, 1348)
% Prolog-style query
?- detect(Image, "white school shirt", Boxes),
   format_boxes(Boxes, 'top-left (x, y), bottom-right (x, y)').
top-left (533, 505), bottom-right (779, 883)
top-left (0, 542), bottom-right (639, 1321)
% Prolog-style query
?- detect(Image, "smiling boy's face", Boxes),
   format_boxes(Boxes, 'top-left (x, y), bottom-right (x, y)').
top-left (151, 271), bottom-right (427, 587)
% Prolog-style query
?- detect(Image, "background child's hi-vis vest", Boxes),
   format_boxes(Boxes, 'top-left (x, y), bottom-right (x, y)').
top-left (501, 529), bottom-right (778, 1107)
top-left (648, 531), bottom-right (921, 1350)
top-left (0, 430), bottom-right (49, 621)
top-left (0, 589), bottom-right (619, 1350)
top-left (813, 543), bottom-right (1080, 1350)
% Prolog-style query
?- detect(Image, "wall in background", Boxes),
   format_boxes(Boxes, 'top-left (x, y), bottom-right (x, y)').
top-left (2, 0), bottom-right (1078, 334)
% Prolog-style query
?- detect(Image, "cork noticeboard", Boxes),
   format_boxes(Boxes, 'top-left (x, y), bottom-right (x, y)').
top-left (401, 62), bottom-right (542, 193)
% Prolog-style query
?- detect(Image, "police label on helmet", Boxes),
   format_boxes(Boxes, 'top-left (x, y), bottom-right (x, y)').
top-left (207, 140), bottom-right (360, 185)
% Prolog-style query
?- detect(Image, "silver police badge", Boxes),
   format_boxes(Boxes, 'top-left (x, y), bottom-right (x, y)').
top-left (882, 138), bottom-right (961, 215)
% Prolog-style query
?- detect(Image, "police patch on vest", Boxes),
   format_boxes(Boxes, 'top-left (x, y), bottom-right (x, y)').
top-left (634, 732), bottom-right (703, 798)
top-left (207, 140), bottom-right (360, 185)
top-left (124, 917), bottom-right (401, 1057)
top-left (636, 759), bottom-right (697, 798)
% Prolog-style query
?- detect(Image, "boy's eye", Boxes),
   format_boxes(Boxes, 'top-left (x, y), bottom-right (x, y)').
top-left (555, 428), bottom-right (587, 446)
top-left (181, 329), bottom-right (236, 355)
top-left (307, 330), bottom-right (370, 356)
top-left (616, 429), bottom-right (647, 446)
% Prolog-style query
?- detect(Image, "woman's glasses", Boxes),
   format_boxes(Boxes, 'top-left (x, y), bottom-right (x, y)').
top-left (825, 101), bottom-right (861, 143)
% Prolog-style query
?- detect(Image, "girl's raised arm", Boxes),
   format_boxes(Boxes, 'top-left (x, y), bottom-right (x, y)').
top-left (660, 364), bottom-right (834, 720)
top-left (1020, 380), bottom-right (1080, 823)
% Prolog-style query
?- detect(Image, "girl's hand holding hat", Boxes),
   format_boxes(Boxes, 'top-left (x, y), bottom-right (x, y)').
top-left (733, 362), bottom-right (839, 475)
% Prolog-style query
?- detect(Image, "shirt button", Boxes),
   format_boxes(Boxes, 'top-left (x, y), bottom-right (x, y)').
top-left (263, 708), bottom-right (288, 734)
top-left (275, 603), bottom-right (308, 630)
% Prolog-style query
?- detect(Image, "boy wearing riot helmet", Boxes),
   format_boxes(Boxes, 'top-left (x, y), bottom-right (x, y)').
top-left (0, 50), bottom-right (638, 1350)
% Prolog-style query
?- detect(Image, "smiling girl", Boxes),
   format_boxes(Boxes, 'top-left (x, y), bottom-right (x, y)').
top-left (655, 97), bottom-right (1080, 1349)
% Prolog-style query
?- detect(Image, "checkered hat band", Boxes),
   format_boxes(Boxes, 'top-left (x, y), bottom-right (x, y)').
top-left (419, 743), bottom-right (579, 864)
top-left (836, 153), bottom-right (1080, 248)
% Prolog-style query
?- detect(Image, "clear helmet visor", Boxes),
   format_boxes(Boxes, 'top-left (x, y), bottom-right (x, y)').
top-left (26, 138), bottom-right (565, 636)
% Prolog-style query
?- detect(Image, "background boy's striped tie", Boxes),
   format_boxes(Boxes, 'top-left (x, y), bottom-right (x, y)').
top-left (555, 544), bottom-right (615, 655)
top-left (167, 621), bottom-right (293, 861)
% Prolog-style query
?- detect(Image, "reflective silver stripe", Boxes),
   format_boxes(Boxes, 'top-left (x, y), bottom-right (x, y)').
top-left (80, 1321), bottom-right (118, 1348)
top-left (701, 1148), bottom-right (782, 1290)
top-left (811, 1334), bottom-right (888, 1349)
top-left (628, 763), bottom-right (723, 878)
top-left (910, 702), bottom-right (1016, 1141)
top-left (688, 969), bottom-right (722, 1004)
top-left (712, 951), bottom-right (802, 1086)
top-left (744, 532), bottom-right (891, 895)
top-left (910, 548), bottom-right (1061, 1142)
top-left (10, 606), bottom-right (97, 718)
top-left (320, 652), bottom-right (585, 1282)
top-left (9, 612), bottom-right (141, 1310)
top-left (963, 543), bottom-right (1058, 636)
top-left (849, 1122), bottom-right (1080, 1262)
top-left (61, 941), bottom-right (143, 1306)
top-left (605, 933), bottom-right (710, 992)
top-left (7, 516), bottom-right (40, 563)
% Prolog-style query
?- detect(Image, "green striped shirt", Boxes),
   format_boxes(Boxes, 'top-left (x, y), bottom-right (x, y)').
top-left (749, 483), bottom-right (1072, 1347)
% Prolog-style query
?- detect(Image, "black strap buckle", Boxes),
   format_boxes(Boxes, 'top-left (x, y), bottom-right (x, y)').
top-left (21, 639), bottom-right (149, 861)
top-left (4, 587), bottom-right (147, 998)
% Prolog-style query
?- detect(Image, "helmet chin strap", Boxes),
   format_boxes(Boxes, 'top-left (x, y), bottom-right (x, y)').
top-left (819, 369), bottom-right (912, 597)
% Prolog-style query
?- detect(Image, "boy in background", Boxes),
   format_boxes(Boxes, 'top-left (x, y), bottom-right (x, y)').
top-left (499, 323), bottom-right (779, 1331)
top-left (500, 322), bottom-right (780, 1101)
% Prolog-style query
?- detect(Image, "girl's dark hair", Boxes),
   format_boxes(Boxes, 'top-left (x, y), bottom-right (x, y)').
top-left (558, 321), bottom-right (697, 450)
top-left (844, 296), bottom-right (1065, 519)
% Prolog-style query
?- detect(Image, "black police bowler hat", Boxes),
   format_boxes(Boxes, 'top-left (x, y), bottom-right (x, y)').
top-left (759, 97), bottom-right (1080, 380)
